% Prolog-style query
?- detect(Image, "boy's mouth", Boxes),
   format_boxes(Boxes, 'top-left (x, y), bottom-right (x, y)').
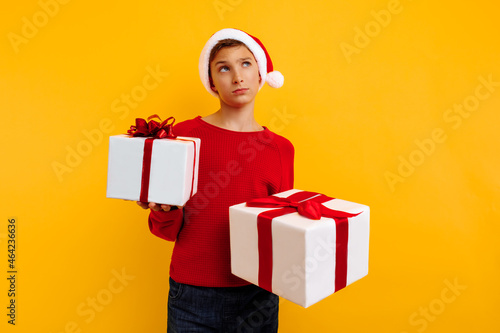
top-left (232, 88), bottom-right (249, 95)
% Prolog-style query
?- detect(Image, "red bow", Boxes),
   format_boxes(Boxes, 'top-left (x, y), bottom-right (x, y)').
top-left (127, 115), bottom-right (177, 139)
top-left (246, 191), bottom-right (360, 221)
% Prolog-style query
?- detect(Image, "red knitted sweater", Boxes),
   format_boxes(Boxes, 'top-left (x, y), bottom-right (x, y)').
top-left (148, 116), bottom-right (294, 287)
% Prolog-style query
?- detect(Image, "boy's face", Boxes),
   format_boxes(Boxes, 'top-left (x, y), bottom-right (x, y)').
top-left (209, 45), bottom-right (261, 108)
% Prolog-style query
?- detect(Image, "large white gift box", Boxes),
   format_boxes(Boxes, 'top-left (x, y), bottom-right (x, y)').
top-left (229, 189), bottom-right (370, 308)
top-left (106, 134), bottom-right (200, 206)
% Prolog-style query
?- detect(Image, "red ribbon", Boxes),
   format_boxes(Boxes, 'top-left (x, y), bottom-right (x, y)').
top-left (126, 115), bottom-right (197, 204)
top-left (127, 114), bottom-right (177, 139)
top-left (246, 191), bottom-right (361, 293)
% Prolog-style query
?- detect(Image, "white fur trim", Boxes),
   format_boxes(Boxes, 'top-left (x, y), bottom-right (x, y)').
top-left (265, 71), bottom-right (284, 88)
top-left (199, 28), bottom-right (268, 97)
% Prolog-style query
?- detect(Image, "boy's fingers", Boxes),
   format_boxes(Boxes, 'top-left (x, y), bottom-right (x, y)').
top-left (148, 202), bottom-right (160, 211)
top-left (160, 205), bottom-right (171, 212)
top-left (137, 202), bottom-right (181, 212)
top-left (136, 201), bottom-right (149, 209)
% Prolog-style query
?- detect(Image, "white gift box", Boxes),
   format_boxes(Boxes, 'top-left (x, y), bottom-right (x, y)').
top-left (229, 189), bottom-right (370, 308)
top-left (106, 134), bottom-right (200, 206)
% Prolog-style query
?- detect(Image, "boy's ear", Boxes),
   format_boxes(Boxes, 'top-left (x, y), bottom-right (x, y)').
top-left (209, 77), bottom-right (218, 93)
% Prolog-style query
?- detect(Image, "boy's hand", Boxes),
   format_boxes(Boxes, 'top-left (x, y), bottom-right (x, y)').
top-left (136, 201), bottom-right (176, 212)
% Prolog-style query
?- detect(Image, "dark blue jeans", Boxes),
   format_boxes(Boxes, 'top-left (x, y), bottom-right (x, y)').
top-left (167, 277), bottom-right (279, 332)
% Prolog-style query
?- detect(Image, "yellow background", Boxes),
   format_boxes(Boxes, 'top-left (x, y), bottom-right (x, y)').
top-left (2, 0), bottom-right (499, 332)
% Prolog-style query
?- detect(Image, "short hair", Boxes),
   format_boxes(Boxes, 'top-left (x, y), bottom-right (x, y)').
top-left (208, 39), bottom-right (253, 83)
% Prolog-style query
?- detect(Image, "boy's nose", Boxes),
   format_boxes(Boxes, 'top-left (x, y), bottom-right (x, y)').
top-left (233, 71), bottom-right (243, 84)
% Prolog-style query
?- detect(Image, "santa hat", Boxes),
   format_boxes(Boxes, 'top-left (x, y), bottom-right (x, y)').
top-left (199, 28), bottom-right (284, 97)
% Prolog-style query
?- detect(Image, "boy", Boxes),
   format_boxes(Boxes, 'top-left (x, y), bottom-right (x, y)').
top-left (138, 28), bottom-right (294, 332)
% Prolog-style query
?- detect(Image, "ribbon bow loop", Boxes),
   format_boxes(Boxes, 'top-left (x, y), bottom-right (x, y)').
top-left (126, 115), bottom-right (177, 139)
top-left (246, 191), bottom-right (361, 221)
top-left (297, 200), bottom-right (323, 220)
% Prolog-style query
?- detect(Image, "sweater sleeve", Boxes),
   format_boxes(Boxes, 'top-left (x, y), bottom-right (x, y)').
top-left (148, 208), bottom-right (184, 242)
top-left (279, 137), bottom-right (295, 191)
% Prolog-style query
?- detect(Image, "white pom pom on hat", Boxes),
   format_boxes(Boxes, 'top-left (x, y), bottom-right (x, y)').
top-left (199, 28), bottom-right (284, 97)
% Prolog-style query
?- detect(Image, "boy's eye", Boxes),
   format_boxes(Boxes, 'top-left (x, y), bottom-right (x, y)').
top-left (242, 61), bottom-right (251, 67)
top-left (219, 66), bottom-right (229, 72)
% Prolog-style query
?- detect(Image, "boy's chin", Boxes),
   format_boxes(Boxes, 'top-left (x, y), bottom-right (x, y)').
top-left (223, 99), bottom-right (254, 109)
top-left (219, 96), bottom-right (255, 108)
